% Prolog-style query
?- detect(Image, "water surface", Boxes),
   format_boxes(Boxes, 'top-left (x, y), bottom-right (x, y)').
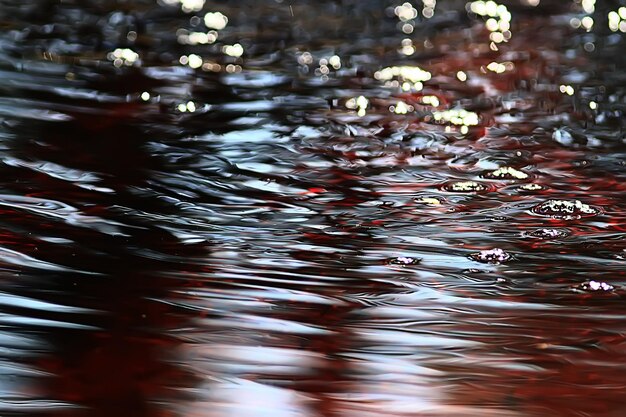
top-left (0, 1), bottom-right (625, 416)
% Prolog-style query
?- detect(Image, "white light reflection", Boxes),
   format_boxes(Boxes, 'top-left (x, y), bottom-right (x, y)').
top-left (161, 0), bottom-right (205, 13)
top-left (422, 0), bottom-right (436, 19)
top-left (581, 16), bottom-right (594, 31)
top-left (390, 100), bottom-right (413, 115)
top-left (297, 52), bottom-right (313, 66)
top-left (468, 1), bottom-right (512, 43)
top-left (223, 43), bottom-right (244, 58)
top-left (432, 109), bottom-right (479, 133)
top-left (204, 11), bottom-right (228, 29)
top-left (488, 166), bottom-right (528, 180)
top-left (107, 48), bottom-right (139, 67)
top-left (486, 61), bottom-right (514, 74)
top-left (346, 96), bottom-right (369, 117)
top-left (328, 55), bottom-right (341, 69)
top-left (177, 101), bottom-right (197, 112)
top-left (225, 64), bottom-right (242, 73)
top-left (420, 95), bottom-right (440, 107)
top-left (394, 2), bottom-right (418, 22)
top-left (180, 54), bottom-right (204, 69)
top-left (581, 0), bottom-right (595, 14)
top-left (609, 8), bottom-right (626, 32)
top-left (559, 84), bottom-right (575, 96)
top-left (400, 38), bottom-right (415, 56)
top-left (178, 30), bottom-right (218, 45)
top-left (296, 52), bottom-right (343, 79)
top-left (375, 66), bottom-right (431, 91)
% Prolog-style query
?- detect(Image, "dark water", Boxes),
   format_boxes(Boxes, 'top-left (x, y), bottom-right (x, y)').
top-left (0, 0), bottom-right (625, 416)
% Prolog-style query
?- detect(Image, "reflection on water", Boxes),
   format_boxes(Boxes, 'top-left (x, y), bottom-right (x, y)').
top-left (0, 0), bottom-right (626, 416)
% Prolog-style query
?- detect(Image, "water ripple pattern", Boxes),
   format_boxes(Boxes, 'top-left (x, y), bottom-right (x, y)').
top-left (0, 1), bottom-right (625, 417)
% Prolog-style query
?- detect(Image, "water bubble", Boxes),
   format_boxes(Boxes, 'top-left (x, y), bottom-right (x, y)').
top-left (482, 166), bottom-right (529, 180)
top-left (469, 248), bottom-right (513, 264)
top-left (443, 181), bottom-right (489, 192)
top-left (386, 256), bottom-right (421, 266)
top-left (414, 196), bottom-right (444, 205)
top-left (523, 228), bottom-right (570, 239)
top-left (531, 199), bottom-right (601, 219)
top-left (518, 183), bottom-right (546, 192)
top-left (574, 280), bottom-right (615, 293)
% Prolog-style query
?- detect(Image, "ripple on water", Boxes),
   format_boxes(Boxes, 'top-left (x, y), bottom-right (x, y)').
top-left (517, 183), bottom-right (547, 193)
top-left (468, 248), bottom-right (513, 264)
top-left (522, 228), bottom-right (571, 240)
top-left (530, 199), bottom-right (601, 220)
top-left (442, 180), bottom-right (490, 193)
top-left (0, 194), bottom-right (127, 235)
top-left (481, 166), bottom-right (529, 180)
top-left (386, 256), bottom-right (422, 266)
top-left (611, 250), bottom-right (626, 260)
top-left (573, 280), bottom-right (616, 293)
top-left (1, 1), bottom-right (626, 417)
top-left (413, 196), bottom-right (444, 206)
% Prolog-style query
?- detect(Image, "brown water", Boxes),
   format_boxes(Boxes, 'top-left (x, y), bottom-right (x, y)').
top-left (0, 1), bottom-right (625, 416)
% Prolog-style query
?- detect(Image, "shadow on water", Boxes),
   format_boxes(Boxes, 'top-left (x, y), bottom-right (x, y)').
top-left (0, 89), bottom-right (211, 416)
top-left (1, 0), bottom-right (626, 417)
